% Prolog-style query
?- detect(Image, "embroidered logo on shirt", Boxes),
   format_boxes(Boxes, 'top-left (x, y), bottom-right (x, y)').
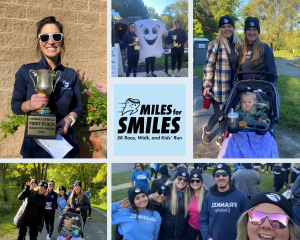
top-left (249, 21), bottom-right (255, 27)
top-left (266, 193), bottom-right (281, 202)
top-left (217, 164), bottom-right (223, 168)
top-left (182, 172), bottom-right (186, 176)
top-left (223, 19), bottom-right (228, 23)
top-left (161, 186), bottom-right (165, 190)
top-left (62, 80), bottom-right (71, 89)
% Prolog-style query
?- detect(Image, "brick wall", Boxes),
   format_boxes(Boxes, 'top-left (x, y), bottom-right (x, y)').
top-left (0, 0), bottom-right (107, 158)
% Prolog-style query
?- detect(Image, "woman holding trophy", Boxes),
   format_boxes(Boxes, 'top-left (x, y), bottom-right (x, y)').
top-left (122, 22), bottom-right (140, 77)
top-left (11, 16), bottom-right (83, 158)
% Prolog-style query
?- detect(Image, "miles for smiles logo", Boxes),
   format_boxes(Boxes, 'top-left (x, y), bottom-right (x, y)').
top-left (117, 98), bottom-right (183, 141)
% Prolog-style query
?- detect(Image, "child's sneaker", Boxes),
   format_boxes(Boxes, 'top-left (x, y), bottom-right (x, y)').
top-left (202, 125), bottom-right (211, 144)
top-left (171, 74), bottom-right (175, 77)
top-left (176, 73), bottom-right (180, 77)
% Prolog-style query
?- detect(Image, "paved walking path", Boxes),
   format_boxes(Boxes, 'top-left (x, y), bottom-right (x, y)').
top-left (275, 59), bottom-right (300, 78)
top-left (119, 68), bottom-right (188, 77)
top-left (26, 207), bottom-right (107, 240)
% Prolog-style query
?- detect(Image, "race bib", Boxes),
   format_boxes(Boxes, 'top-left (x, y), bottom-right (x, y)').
top-left (45, 202), bottom-right (52, 210)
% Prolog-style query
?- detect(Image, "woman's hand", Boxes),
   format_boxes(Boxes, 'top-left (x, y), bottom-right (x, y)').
top-left (29, 94), bottom-right (49, 111)
top-left (75, 208), bottom-right (80, 212)
top-left (177, 44), bottom-right (182, 48)
top-left (65, 206), bottom-right (70, 210)
top-left (170, 43), bottom-right (174, 48)
top-left (120, 198), bottom-right (131, 209)
top-left (132, 42), bottom-right (137, 46)
top-left (56, 118), bottom-right (72, 135)
top-left (203, 87), bottom-right (211, 97)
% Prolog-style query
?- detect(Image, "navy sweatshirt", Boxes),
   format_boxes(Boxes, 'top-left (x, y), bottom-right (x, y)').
top-left (45, 190), bottom-right (58, 214)
top-left (199, 182), bottom-right (249, 240)
top-left (11, 55), bottom-right (83, 158)
top-left (165, 28), bottom-right (188, 49)
top-left (122, 31), bottom-right (139, 56)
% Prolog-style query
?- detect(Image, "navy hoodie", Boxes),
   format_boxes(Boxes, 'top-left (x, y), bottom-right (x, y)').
top-left (122, 31), bottom-right (139, 56)
top-left (165, 28), bottom-right (188, 49)
top-left (199, 181), bottom-right (249, 240)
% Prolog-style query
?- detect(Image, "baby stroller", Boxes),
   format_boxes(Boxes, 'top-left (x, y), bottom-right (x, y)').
top-left (57, 209), bottom-right (84, 239)
top-left (224, 71), bottom-right (280, 138)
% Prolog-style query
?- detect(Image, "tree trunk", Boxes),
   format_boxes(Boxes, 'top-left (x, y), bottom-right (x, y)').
top-left (0, 163), bottom-right (8, 202)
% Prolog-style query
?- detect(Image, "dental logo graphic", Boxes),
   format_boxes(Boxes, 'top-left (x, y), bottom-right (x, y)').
top-left (250, 21), bottom-right (255, 27)
top-left (193, 174), bottom-right (198, 177)
top-left (135, 188), bottom-right (141, 193)
top-left (161, 186), bottom-right (165, 190)
top-left (134, 19), bottom-right (166, 59)
top-left (62, 80), bottom-right (69, 88)
top-left (121, 98), bottom-right (140, 116)
top-left (266, 193), bottom-right (281, 202)
top-left (223, 19), bottom-right (228, 23)
top-left (217, 164), bottom-right (223, 168)
top-left (182, 172), bottom-right (186, 176)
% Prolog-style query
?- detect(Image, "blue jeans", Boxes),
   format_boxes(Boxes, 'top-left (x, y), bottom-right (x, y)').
top-left (293, 204), bottom-right (300, 227)
top-left (205, 99), bottom-right (227, 137)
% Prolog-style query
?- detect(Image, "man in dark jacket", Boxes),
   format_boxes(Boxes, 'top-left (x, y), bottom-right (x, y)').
top-left (159, 164), bottom-right (170, 183)
top-left (199, 163), bottom-right (249, 240)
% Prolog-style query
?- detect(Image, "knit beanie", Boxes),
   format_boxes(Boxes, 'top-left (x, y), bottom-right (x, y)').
top-left (128, 186), bottom-right (148, 205)
top-left (247, 191), bottom-right (294, 220)
top-left (244, 17), bottom-right (260, 34)
top-left (173, 19), bottom-right (180, 25)
top-left (213, 163), bottom-right (232, 179)
top-left (190, 169), bottom-right (203, 182)
top-left (149, 180), bottom-right (167, 194)
top-left (219, 15), bottom-right (235, 29)
top-left (31, 179), bottom-right (37, 184)
top-left (59, 186), bottom-right (66, 192)
top-left (39, 180), bottom-right (48, 189)
top-left (175, 168), bottom-right (189, 179)
top-left (159, 165), bottom-right (168, 176)
top-left (74, 180), bottom-right (82, 188)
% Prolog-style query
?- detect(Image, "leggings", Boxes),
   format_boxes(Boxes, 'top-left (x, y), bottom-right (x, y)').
top-left (186, 223), bottom-right (203, 240)
top-left (206, 99), bottom-right (227, 137)
top-left (274, 178), bottom-right (284, 192)
top-left (83, 218), bottom-right (87, 228)
top-left (267, 163), bottom-right (274, 171)
top-left (44, 212), bottom-right (55, 237)
top-left (18, 221), bottom-right (38, 240)
top-left (150, 167), bottom-right (155, 177)
top-left (171, 48), bottom-right (184, 70)
top-left (145, 57), bottom-right (155, 73)
top-left (88, 207), bottom-right (92, 218)
top-left (127, 54), bottom-right (139, 72)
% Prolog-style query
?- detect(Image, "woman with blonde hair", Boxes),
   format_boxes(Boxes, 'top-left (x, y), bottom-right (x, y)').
top-left (160, 168), bottom-right (190, 240)
top-left (236, 191), bottom-right (300, 240)
top-left (202, 15), bottom-right (242, 148)
top-left (65, 180), bottom-right (90, 227)
top-left (186, 169), bottom-right (208, 240)
top-left (238, 17), bottom-right (277, 81)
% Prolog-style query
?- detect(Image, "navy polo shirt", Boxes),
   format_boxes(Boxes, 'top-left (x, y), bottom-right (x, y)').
top-left (165, 28), bottom-right (188, 49)
top-left (122, 31), bottom-right (139, 56)
top-left (11, 55), bottom-right (83, 158)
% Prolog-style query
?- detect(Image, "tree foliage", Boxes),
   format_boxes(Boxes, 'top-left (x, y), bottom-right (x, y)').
top-left (147, 7), bottom-right (159, 19)
top-left (112, 0), bottom-right (149, 19)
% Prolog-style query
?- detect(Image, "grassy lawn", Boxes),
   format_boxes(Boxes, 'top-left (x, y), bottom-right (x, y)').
top-left (0, 209), bottom-right (18, 239)
top-left (193, 65), bottom-right (300, 132)
top-left (273, 50), bottom-right (300, 59)
top-left (155, 54), bottom-right (188, 68)
top-left (291, 61), bottom-right (300, 66)
top-left (91, 204), bottom-right (107, 213)
top-left (112, 169), bottom-right (151, 186)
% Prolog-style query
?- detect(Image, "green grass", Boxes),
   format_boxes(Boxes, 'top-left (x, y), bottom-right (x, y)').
top-left (273, 50), bottom-right (300, 59)
top-left (112, 169), bottom-right (151, 186)
top-left (194, 66), bottom-right (203, 80)
top-left (291, 61), bottom-right (300, 66)
top-left (155, 54), bottom-right (188, 68)
top-left (91, 204), bottom-right (107, 213)
top-left (0, 209), bottom-right (18, 239)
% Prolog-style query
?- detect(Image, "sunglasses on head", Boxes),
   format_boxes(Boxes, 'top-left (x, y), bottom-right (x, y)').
top-left (214, 172), bottom-right (229, 178)
top-left (38, 33), bottom-right (63, 43)
top-left (248, 210), bottom-right (290, 229)
top-left (157, 190), bottom-right (166, 196)
top-left (130, 25), bottom-right (136, 28)
top-left (177, 176), bottom-right (188, 182)
top-left (190, 179), bottom-right (201, 183)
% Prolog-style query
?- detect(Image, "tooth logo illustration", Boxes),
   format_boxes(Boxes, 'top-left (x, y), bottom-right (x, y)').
top-left (217, 164), bottom-right (223, 168)
top-left (266, 193), bottom-right (281, 202)
top-left (250, 21), bottom-right (255, 27)
top-left (134, 19), bottom-right (166, 59)
top-left (193, 174), bottom-right (198, 177)
top-left (63, 80), bottom-right (69, 88)
top-left (135, 188), bottom-right (141, 193)
top-left (161, 186), bottom-right (165, 190)
top-left (223, 19), bottom-right (228, 23)
top-left (182, 172), bottom-right (186, 176)
top-left (122, 98), bottom-right (140, 116)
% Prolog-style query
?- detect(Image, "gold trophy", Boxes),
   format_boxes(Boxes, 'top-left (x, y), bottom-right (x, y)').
top-left (26, 69), bottom-right (61, 139)
top-left (134, 37), bottom-right (140, 50)
top-left (172, 35), bottom-right (178, 47)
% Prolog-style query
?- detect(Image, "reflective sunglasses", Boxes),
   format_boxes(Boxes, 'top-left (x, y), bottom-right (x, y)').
top-left (177, 176), bottom-right (188, 182)
top-left (157, 190), bottom-right (166, 196)
top-left (248, 210), bottom-right (290, 229)
top-left (214, 172), bottom-right (229, 178)
top-left (136, 164), bottom-right (140, 167)
top-left (190, 179), bottom-right (201, 183)
top-left (38, 33), bottom-right (63, 43)
top-left (48, 183), bottom-right (55, 186)
top-left (130, 25), bottom-right (136, 28)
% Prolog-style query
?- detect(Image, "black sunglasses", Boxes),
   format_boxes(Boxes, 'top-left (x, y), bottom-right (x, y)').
top-left (214, 172), bottom-right (229, 178)
top-left (177, 176), bottom-right (188, 182)
top-left (157, 190), bottom-right (166, 196)
top-left (136, 164), bottom-right (140, 167)
top-left (130, 25), bottom-right (136, 28)
top-left (38, 33), bottom-right (63, 43)
top-left (190, 179), bottom-right (201, 183)
top-left (48, 183), bottom-right (55, 186)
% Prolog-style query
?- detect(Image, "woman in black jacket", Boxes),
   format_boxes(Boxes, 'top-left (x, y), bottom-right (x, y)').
top-left (14, 180), bottom-right (47, 240)
top-left (273, 163), bottom-right (287, 192)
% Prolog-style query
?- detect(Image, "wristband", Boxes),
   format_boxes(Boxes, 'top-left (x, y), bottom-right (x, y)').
top-left (65, 115), bottom-right (76, 127)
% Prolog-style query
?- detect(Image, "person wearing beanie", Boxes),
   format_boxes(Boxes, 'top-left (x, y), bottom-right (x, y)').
top-left (202, 15), bottom-right (242, 148)
top-left (14, 180), bottom-right (47, 240)
top-left (238, 16), bottom-right (277, 82)
top-left (168, 163), bottom-right (178, 179)
top-left (159, 164), bottom-right (170, 183)
top-left (236, 191), bottom-right (300, 240)
top-left (186, 169), bottom-right (208, 240)
top-left (165, 19), bottom-right (188, 77)
top-left (112, 186), bottom-right (162, 240)
top-left (231, 163), bottom-right (261, 199)
top-left (29, 179), bottom-right (38, 190)
top-left (159, 168), bottom-right (190, 240)
top-left (199, 163), bottom-right (249, 240)
top-left (130, 163), bottom-right (152, 191)
top-left (57, 186), bottom-right (69, 215)
top-left (66, 180), bottom-right (90, 228)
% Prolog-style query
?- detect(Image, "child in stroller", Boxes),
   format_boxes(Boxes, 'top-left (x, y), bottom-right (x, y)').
top-left (57, 212), bottom-right (83, 240)
top-left (218, 90), bottom-right (279, 158)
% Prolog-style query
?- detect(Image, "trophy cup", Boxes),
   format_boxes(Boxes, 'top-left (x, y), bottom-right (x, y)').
top-left (172, 35), bottom-right (178, 47)
top-left (133, 37), bottom-right (140, 50)
top-left (26, 69), bottom-right (61, 139)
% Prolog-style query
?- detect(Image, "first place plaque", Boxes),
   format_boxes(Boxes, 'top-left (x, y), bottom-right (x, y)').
top-left (26, 112), bottom-right (57, 139)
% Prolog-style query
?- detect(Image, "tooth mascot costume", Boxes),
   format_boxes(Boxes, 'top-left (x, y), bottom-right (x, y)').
top-left (134, 19), bottom-right (166, 77)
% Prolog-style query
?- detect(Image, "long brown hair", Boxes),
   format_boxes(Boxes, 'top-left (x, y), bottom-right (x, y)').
top-left (240, 35), bottom-right (264, 66)
top-left (187, 180), bottom-right (205, 213)
top-left (69, 187), bottom-right (83, 206)
top-left (217, 28), bottom-right (241, 54)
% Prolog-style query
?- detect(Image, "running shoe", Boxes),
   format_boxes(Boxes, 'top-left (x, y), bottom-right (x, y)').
top-left (88, 217), bottom-right (93, 221)
top-left (171, 74), bottom-right (175, 77)
top-left (216, 137), bottom-right (223, 148)
top-left (151, 72), bottom-right (157, 77)
top-left (146, 73), bottom-right (150, 77)
top-left (176, 73), bottom-right (180, 77)
top-left (202, 125), bottom-right (211, 144)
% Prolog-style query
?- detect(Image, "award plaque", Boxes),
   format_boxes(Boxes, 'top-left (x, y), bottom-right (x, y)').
top-left (26, 69), bottom-right (61, 139)
top-left (134, 37), bottom-right (140, 50)
top-left (172, 35), bottom-right (178, 47)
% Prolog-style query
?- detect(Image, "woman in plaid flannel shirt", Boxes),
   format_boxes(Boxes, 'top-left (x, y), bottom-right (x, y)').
top-left (202, 15), bottom-right (242, 148)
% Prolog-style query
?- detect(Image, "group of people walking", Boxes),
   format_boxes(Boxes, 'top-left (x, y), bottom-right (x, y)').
top-left (14, 179), bottom-right (92, 240)
top-left (112, 163), bottom-right (300, 240)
